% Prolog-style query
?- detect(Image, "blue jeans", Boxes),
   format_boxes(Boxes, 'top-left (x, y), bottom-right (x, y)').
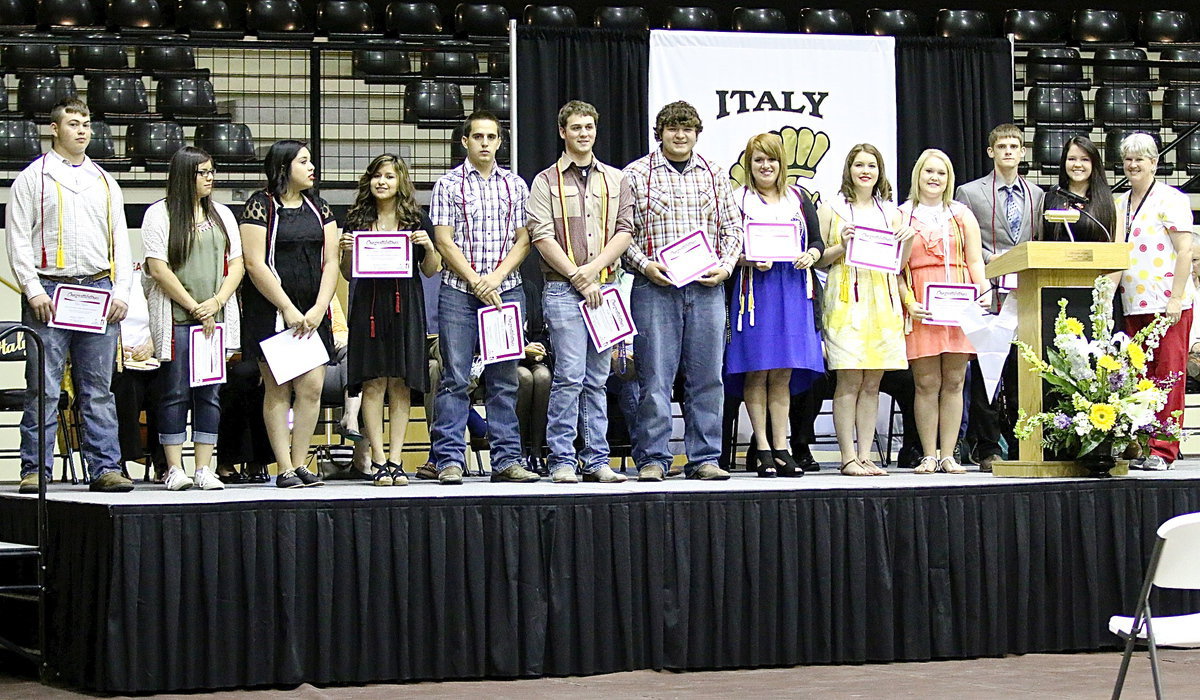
top-left (542, 281), bottom-right (611, 474)
top-left (20, 278), bottom-right (122, 480)
top-left (157, 324), bottom-right (221, 445)
top-left (430, 284), bottom-right (524, 473)
top-left (630, 274), bottom-right (726, 475)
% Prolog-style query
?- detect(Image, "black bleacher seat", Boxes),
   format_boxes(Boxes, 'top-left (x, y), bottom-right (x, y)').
top-left (421, 39), bottom-right (476, 77)
top-left (1138, 10), bottom-right (1194, 44)
top-left (317, 0), bottom-right (378, 36)
top-left (17, 74), bottom-right (76, 115)
top-left (36, 0), bottom-right (101, 30)
top-left (195, 122), bottom-right (258, 164)
top-left (1173, 130), bottom-right (1200, 174)
top-left (1103, 127), bottom-right (1166, 174)
top-left (523, 5), bottom-right (575, 27)
top-left (864, 9), bottom-right (923, 37)
top-left (1094, 87), bottom-right (1154, 128)
top-left (474, 80), bottom-right (507, 118)
top-left (0, 0), bottom-right (34, 28)
top-left (936, 10), bottom-right (992, 38)
top-left (1162, 87), bottom-right (1200, 128)
top-left (1025, 47), bottom-right (1087, 87)
top-left (1004, 10), bottom-right (1063, 42)
top-left (136, 45), bottom-right (201, 75)
top-left (593, 6), bottom-right (648, 31)
top-left (86, 74), bottom-right (150, 119)
top-left (402, 80), bottom-right (463, 124)
top-left (156, 77), bottom-right (222, 119)
top-left (385, 2), bottom-right (442, 35)
top-left (1093, 47), bottom-right (1153, 87)
top-left (246, 0), bottom-right (310, 37)
top-left (0, 83), bottom-right (7, 111)
top-left (1026, 86), bottom-right (1088, 126)
top-left (68, 39), bottom-right (130, 71)
top-left (454, 3), bottom-right (508, 36)
top-left (353, 48), bottom-right (412, 79)
top-left (799, 8), bottom-right (853, 34)
top-left (4, 38), bottom-right (62, 71)
top-left (125, 120), bottom-right (184, 163)
top-left (1070, 10), bottom-right (1129, 44)
top-left (487, 49), bottom-right (507, 77)
top-left (0, 120), bottom-right (41, 164)
top-left (176, 0), bottom-right (239, 33)
top-left (663, 6), bottom-right (718, 31)
top-left (85, 119), bottom-right (132, 170)
top-left (731, 7), bottom-right (787, 33)
top-left (106, 0), bottom-right (168, 31)
top-left (1032, 126), bottom-right (1090, 173)
top-left (1159, 47), bottom-right (1200, 85)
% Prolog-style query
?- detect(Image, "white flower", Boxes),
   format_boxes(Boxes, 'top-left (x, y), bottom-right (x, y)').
top-left (1073, 412), bottom-right (1094, 435)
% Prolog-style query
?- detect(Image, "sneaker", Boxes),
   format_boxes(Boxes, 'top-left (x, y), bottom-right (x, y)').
top-left (193, 468), bottom-right (225, 491)
top-left (688, 463), bottom-right (731, 480)
top-left (415, 462), bottom-right (439, 480)
top-left (276, 470), bottom-right (305, 489)
top-left (550, 467), bottom-right (579, 483)
top-left (295, 466), bottom-right (325, 487)
top-left (583, 465), bottom-right (628, 483)
top-left (89, 471), bottom-right (135, 493)
top-left (164, 467), bottom-right (194, 491)
top-left (18, 473), bottom-right (39, 494)
top-left (491, 464), bottom-right (541, 483)
top-left (637, 464), bottom-right (665, 482)
top-left (439, 464), bottom-right (464, 485)
top-left (1138, 455), bottom-right (1172, 471)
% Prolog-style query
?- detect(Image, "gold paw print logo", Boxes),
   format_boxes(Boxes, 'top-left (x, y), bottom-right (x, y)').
top-left (730, 126), bottom-right (831, 193)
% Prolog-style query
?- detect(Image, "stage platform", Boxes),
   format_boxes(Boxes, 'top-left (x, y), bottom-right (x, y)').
top-left (2, 464), bottom-right (1200, 693)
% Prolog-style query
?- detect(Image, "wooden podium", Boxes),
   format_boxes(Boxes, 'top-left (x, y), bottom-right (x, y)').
top-left (984, 241), bottom-right (1132, 477)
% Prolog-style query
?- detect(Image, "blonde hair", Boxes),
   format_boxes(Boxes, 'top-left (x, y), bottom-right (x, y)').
top-left (740, 132), bottom-right (787, 199)
top-left (907, 148), bottom-right (956, 207)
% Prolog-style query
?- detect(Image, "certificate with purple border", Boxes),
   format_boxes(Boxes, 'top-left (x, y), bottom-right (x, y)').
top-left (845, 225), bottom-right (902, 274)
top-left (477, 303), bottom-right (525, 365)
top-left (656, 229), bottom-right (719, 287)
top-left (48, 283), bottom-right (111, 334)
top-left (189, 324), bottom-right (227, 387)
top-left (744, 221), bottom-right (800, 262)
top-left (580, 287), bottom-right (637, 353)
top-left (923, 282), bottom-right (978, 326)
top-left (352, 231), bottom-right (413, 278)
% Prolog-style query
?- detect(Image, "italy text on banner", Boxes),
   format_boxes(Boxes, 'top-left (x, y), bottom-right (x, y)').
top-left (648, 31), bottom-right (897, 207)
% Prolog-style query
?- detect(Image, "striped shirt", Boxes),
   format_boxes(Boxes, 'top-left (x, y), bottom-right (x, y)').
top-left (429, 161), bottom-right (529, 294)
top-left (620, 149), bottom-right (743, 275)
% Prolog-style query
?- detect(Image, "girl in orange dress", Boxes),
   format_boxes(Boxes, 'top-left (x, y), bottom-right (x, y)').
top-left (898, 149), bottom-right (987, 474)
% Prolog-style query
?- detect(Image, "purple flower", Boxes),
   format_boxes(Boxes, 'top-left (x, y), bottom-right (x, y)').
top-left (1053, 413), bottom-right (1072, 430)
top-left (1109, 372), bottom-right (1125, 391)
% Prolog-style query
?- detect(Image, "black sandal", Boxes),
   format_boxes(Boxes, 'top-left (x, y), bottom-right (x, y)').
top-left (372, 463), bottom-right (394, 487)
top-left (772, 449), bottom-right (803, 478)
top-left (755, 450), bottom-right (777, 478)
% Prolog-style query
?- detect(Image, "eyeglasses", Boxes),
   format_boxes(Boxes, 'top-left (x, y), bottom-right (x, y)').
top-left (196, 168), bottom-right (217, 178)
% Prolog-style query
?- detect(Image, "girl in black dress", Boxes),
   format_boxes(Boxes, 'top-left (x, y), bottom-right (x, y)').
top-left (239, 140), bottom-right (340, 489)
top-left (1038, 136), bottom-right (1116, 243)
top-left (339, 154), bottom-right (441, 486)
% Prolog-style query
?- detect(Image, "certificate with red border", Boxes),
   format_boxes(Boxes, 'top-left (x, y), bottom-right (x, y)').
top-left (48, 283), bottom-right (111, 334)
top-left (352, 231), bottom-right (413, 278)
top-left (656, 229), bottom-right (719, 287)
top-left (477, 303), bottom-right (525, 365)
top-left (845, 225), bottom-right (902, 274)
top-left (189, 323), bottom-right (226, 387)
top-left (580, 287), bottom-right (637, 353)
top-left (744, 221), bottom-right (800, 263)
top-left (923, 282), bottom-right (978, 326)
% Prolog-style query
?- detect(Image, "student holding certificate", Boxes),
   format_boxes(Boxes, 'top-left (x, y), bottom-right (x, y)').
top-left (898, 149), bottom-right (987, 475)
top-left (818, 144), bottom-right (912, 477)
top-left (143, 147), bottom-right (243, 491)
top-left (240, 140), bottom-right (340, 489)
top-left (727, 132), bottom-right (823, 478)
top-left (527, 100), bottom-right (633, 484)
top-left (338, 154), bottom-right (441, 486)
top-left (621, 101), bottom-right (744, 482)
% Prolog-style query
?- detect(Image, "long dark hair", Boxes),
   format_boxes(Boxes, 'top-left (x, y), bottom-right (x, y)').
top-left (839, 143), bottom-right (892, 203)
top-left (166, 146), bottom-right (227, 269)
top-left (262, 139), bottom-right (312, 200)
top-left (1054, 136), bottom-right (1115, 242)
top-left (344, 154), bottom-right (423, 231)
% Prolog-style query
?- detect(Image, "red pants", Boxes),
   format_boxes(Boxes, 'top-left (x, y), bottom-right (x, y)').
top-left (1125, 308), bottom-right (1193, 461)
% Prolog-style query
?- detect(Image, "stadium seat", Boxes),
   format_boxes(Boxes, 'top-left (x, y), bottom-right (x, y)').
top-left (125, 120), bottom-right (185, 163)
top-left (1026, 86), bottom-right (1088, 126)
top-left (317, 0), bottom-right (377, 35)
top-left (593, 6), bottom-right (648, 31)
top-left (487, 49), bottom-right (507, 77)
top-left (1092, 47), bottom-right (1152, 87)
top-left (385, 1), bottom-right (442, 34)
top-left (195, 122), bottom-right (257, 162)
top-left (155, 77), bottom-right (218, 118)
top-left (474, 80), bottom-right (507, 118)
top-left (1094, 87), bottom-right (1154, 128)
top-left (798, 8), bottom-right (853, 34)
top-left (176, 0), bottom-right (239, 33)
top-left (85, 119), bottom-right (115, 158)
top-left (4, 38), bottom-right (61, 69)
top-left (353, 48), bottom-right (412, 77)
top-left (421, 39), bottom-right (477, 77)
top-left (36, 0), bottom-right (100, 29)
top-left (86, 74), bottom-right (149, 117)
top-left (1138, 10), bottom-right (1194, 43)
top-left (246, 0), bottom-right (308, 35)
top-left (1032, 126), bottom-right (1090, 173)
top-left (17, 74), bottom-right (76, 115)
top-left (1162, 87), bottom-right (1200, 128)
top-left (662, 6), bottom-right (718, 31)
top-left (523, 5), bottom-right (575, 26)
top-left (136, 45), bottom-right (198, 73)
top-left (864, 9), bottom-right (923, 36)
top-left (1003, 9), bottom-right (1063, 41)
top-left (0, 0), bottom-right (34, 26)
top-left (0, 119), bottom-right (41, 162)
top-left (936, 10), bottom-right (992, 38)
top-left (106, 0), bottom-right (167, 30)
top-left (1024, 47), bottom-right (1086, 87)
top-left (1172, 130), bottom-right (1200, 174)
top-left (1159, 47), bottom-right (1200, 85)
top-left (454, 3), bottom-right (508, 36)
top-left (731, 7), bottom-right (787, 33)
top-left (68, 39), bottom-right (130, 71)
top-left (402, 80), bottom-right (463, 123)
top-left (1070, 10), bottom-right (1129, 43)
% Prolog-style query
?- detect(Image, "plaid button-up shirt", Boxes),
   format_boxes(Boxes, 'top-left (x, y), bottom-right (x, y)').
top-left (621, 149), bottom-right (743, 275)
top-left (430, 161), bottom-right (529, 294)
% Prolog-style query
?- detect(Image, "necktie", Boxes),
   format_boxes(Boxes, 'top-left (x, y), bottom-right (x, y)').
top-left (1004, 184), bottom-right (1021, 242)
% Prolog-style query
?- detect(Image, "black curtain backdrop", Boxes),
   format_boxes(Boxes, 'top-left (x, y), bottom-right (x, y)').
top-left (895, 37), bottom-right (1014, 194)
top-left (514, 26), bottom-right (649, 181)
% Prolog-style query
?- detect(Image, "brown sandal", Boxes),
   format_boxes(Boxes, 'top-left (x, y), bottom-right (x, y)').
top-left (840, 459), bottom-right (872, 477)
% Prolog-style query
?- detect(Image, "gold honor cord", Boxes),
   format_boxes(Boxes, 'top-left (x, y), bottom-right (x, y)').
top-left (555, 164), bottom-right (611, 283)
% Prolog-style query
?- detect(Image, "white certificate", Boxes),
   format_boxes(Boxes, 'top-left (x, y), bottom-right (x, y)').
top-left (744, 221), bottom-right (800, 262)
top-left (259, 328), bottom-right (330, 384)
top-left (48, 284), bottom-right (111, 334)
top-left (580, 287), bottom-right (638, 352)
top-left (923, 283), bottom-right (979, 326)
top-left (656, 229), bottom-right (719, 287)
top-left (845, 225), bottom-right (902, 274)
top-left (352, 231), bottom-right (413, 278)
top-left (189, 324), bottom-right (227, 387)
top-left (477, 303), bottom-right (525, 365)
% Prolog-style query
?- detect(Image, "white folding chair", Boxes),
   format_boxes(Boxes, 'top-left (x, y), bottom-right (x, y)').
top-left (1110, 511), bottom-right (1200, 699)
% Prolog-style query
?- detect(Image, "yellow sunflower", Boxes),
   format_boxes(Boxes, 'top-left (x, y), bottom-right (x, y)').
top-left (1097, 355), bottom-right (1121, 372)
top-left (1137, 378), bottom-right (1156, 391)
top-left (1127, 343), bottom-right (1146, 370)
top-left (1089, 403), bottom-right (1117, 431)
top-left (1063, 318), bottom-right (1084, 336)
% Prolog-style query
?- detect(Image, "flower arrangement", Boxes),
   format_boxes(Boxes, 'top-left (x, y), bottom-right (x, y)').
top-left (1013, 276), bottom-right (1182, 460)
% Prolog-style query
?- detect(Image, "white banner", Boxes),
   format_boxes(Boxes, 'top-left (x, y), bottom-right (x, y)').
top-left (649, 31), bottom-right (897, 206)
